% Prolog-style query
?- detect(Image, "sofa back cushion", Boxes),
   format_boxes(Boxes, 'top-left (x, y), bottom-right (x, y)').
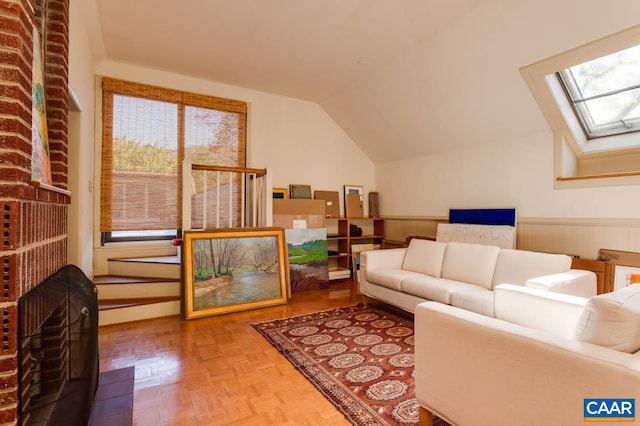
top-left (572, 285), bottom-right (640, 353)
top-left (441, 242), bottom-right (500, 289)
top-left (492, 249), bottom-right (571, 288)
top-left (402, 239), bottom-right (447, 278)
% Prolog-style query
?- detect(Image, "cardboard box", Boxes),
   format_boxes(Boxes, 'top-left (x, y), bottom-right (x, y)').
top-left (314, 190), bottom-right (340, 218)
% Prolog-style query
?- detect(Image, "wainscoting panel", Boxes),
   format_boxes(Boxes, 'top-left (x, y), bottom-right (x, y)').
top-left (384, 218), bottom-right (443, 244)
top-left (385, 217), bottom-right (640, 260)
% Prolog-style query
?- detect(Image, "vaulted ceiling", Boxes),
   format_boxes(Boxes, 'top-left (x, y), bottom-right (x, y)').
top-left (81, 0), bottom-right (640, 164)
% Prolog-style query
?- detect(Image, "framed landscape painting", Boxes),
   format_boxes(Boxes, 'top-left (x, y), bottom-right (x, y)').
top-left (285, 228), bottom-right (329, 292)
top-left (182, 227), bottom-right (289, 319)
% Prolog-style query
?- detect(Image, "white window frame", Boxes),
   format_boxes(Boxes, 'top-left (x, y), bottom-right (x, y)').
top-left (521, 24), bottom-right (640, 188)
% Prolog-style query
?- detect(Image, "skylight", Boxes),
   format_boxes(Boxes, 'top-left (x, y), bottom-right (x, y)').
top-left (557, 44), bottom-right (640, 139)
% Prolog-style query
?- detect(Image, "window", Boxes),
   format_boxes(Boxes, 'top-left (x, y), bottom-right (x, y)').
top-left (557, 44), bottom-right (640, 139)
top-left (520, 24), bottom-right (640, 185)
top-left (100, 78), bottom-right (247, 242)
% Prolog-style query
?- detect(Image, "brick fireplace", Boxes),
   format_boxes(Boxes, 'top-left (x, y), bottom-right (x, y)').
top-left (0, 0), bottom-right (71, 423)
top-left (17, 265), bottom-right (98, 425)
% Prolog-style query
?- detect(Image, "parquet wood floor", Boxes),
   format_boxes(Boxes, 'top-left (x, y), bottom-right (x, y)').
top-left (98, 281), bottom-right (359, 425)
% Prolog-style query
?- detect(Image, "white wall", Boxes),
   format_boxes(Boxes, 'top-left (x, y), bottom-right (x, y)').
top-left (377, 129), bottom-right (640, 219)
top-left (68, 1), bottom-right (97, 277)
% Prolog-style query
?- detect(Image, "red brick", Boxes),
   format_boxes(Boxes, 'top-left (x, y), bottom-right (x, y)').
top-left (0, 306), bottom-right (16, 354)
top-left (0, 166), bottom-right (29, 182)
top-left (0, 406), bottom-right (17, 424)
top-left (0, 49), bottom-right (24, 69)
top-left (0, 67), bottom-right (23, 84)
top-left (46, 0), bottom-right (67, 12)
top-left (0, 0), bottom-right (70, 417)
top-left (45, 97), bottom-right (67, 111)
top-left (45, 43), bottom-right (67, 59)
top-left (0, 18), bottom-right (20, 37)
top-left (0, 184), bottom-right (33, 200)
top-left (0, 373), bottom-right (18, 390)
top-left (45, 31), bottom-right (66, 45)
top-left (0, 32), bottom-right (20, 50)
top-left (0, 83), bottom-right (30, 107)
top-left (0, 99), bottom-right (30, 124)
top-left (0, 152), bottom-right (29, 169)
top-left (2, 202), bottom-right (18, 252)
top-left (0, 134), bottom-right (31, 154)
top-left (0, 1), bottom-right (21, 15)
top-left (0, 355), bottom-right (16, 375)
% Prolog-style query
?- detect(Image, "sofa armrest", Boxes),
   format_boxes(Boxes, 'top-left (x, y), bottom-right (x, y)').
top-left (525, 269), bottom-right (597, 298)
top-left (494, 284), bottom-right (587, 338)
top-left (360, 248), bottom-right (406, 272)
top-left (414, 302), bottom-right (640, 426)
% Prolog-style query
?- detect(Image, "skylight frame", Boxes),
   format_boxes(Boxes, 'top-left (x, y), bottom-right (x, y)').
top-left (555, 44), bottom-right (640, 140)
top-left (520, 24), bottom-right (640, 187)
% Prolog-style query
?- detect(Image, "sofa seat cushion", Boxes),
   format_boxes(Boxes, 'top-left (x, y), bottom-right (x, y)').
top-left (402, 276), bottom-right (471, 304)
top-left (402, 239), bottom-right (447, 277)
top-left (441, 242), bottom-right (501, 290)
top-left (572, 285), bottom-right (640, 353)
top-left (450, 286), bottom-right (494, 317)
top-left (366, 268), bottom-right (426, 292)
top-left (492, 249), bottom-right (571, 287)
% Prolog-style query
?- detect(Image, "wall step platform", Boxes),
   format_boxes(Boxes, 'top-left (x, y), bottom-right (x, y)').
top-left (98, 296), bottom-right (180, 326)
top-left (106, 256), bottom-right (181, 279)
top-left (97, 256), bottom-right (182, 326)
top-left (94, 275), bottom-right (181, 299)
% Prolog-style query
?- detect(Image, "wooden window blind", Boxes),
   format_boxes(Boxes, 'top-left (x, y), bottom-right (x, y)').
top-left (100, 78), bottom-right (247, 233)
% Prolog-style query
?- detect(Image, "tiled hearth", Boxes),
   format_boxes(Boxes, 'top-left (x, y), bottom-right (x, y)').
top-left (89, 367), bottom-right (135, 426)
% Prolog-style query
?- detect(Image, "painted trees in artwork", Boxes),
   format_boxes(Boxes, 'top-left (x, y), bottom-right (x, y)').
top-left (191, 236), bottom-right (278, 281)
top-left (207, 238), bottom-right (243, 277)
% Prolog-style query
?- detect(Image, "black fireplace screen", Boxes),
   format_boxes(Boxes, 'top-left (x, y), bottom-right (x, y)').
top-left (18, 265), bottom-right (99, 426)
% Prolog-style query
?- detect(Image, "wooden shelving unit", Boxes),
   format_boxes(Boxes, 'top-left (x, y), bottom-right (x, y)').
top-left (326, 218), bottom-right (385, 280)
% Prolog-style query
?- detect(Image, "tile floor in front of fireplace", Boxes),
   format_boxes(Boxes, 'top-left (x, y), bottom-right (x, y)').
top-left (89, 366), bottom-right (135, 426)
top-left (96, 280), bottom-right (360, 425)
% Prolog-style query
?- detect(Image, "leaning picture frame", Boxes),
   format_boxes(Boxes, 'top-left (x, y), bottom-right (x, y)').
top-left (289, 184), bottom-right (312, 199)
top-left (182, 227), bottom-right (289, 319)
top-left (272, 187), bottom-right (289, 199)
top-left (343, 185), bottom-right (363, 201)
top-left (343, 185), bottom-right (364, 217)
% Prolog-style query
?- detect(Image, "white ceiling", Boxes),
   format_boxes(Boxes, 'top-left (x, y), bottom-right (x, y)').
top-left (84, 0), bottom-right (640, 164)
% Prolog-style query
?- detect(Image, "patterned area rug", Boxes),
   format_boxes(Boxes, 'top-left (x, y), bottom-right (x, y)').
top-left (253, 304), bottom-right (445, 426)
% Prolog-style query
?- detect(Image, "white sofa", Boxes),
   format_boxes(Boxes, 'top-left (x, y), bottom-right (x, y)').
top-left (414, 284), bottom-right (640, 426)
top-left (359, 239), bottom-right (596, 316)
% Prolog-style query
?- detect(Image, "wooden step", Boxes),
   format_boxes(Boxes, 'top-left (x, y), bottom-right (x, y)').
top-left (106, 256), bottom-right (181, 279)
top-left (98, 297), bottom-right (181, 326)
top-left (95, 273), bottom-right (182, 325)
top-left (98, 296), bottom-right (180, 311)
top-left (94, 275), bottom-right (181, 299)
top-left (108, 255), bottom-right (180, 265)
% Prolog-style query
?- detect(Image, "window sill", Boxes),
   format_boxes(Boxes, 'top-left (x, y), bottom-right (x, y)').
top-left (557, 170), bottom-right (640, 181)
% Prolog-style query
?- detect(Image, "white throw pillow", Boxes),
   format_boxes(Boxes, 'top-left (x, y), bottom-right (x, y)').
top-left (572, 285), bottom-right (640, 353)
top-left (402, 239), bottom-right (447, 278)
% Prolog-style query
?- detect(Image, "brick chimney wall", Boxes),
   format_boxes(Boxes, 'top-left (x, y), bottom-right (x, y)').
top-left (0, 0), bottom-right (70, 423)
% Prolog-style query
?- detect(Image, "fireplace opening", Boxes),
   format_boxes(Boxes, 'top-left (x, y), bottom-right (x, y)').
top-left (18, 265), bottom-right (99, 426)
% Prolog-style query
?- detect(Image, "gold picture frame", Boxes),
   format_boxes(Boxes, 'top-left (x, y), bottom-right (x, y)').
top-left (182, 227), bottom-right (289, 319)
top-left (272, 187), bottom-right (289, 199)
